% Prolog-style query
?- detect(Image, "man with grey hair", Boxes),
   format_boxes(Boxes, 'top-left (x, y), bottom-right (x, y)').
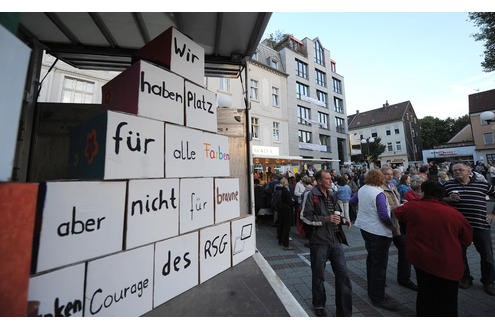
top-left (444, 161), bottom-right (495, 296)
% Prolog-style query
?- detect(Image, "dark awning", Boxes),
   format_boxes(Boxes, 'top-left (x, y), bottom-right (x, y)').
top-left (17, 12), bottom-right (271, 77)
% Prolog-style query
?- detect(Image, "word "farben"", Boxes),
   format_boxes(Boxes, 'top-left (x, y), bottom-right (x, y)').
top-left (203, 143), bottom-right (229, 160)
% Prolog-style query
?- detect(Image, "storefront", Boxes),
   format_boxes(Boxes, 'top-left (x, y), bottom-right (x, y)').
top-left (422, 145), bottom-right (477, 164)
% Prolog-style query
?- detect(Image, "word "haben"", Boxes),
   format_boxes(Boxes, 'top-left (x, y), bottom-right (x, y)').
top-left (203, 143), bottom-right (229, 160)
top-left (216, 187), bottom-right (239, 205)
top-left (140, 71), bottom-right (183, 103)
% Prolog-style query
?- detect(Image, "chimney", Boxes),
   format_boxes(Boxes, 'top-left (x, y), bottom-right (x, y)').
top-left (356, 110), bottom-right (359, 114)
top-left (383, 100), bottom-right (389, 108)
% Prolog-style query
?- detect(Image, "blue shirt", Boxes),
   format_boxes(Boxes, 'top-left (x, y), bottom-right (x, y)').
top-left (336, 184), bottom-right (352, 202)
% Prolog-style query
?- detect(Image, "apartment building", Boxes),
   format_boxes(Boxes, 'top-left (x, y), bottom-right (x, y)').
top-left (348, 101), bottom-right (423, 167)
top-left (469, 89), bottom-right (495, 163)
top-left (262, 35), bottom-right (349, 170)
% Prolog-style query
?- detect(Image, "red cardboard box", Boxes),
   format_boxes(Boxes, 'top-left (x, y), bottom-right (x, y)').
top-left (0, 182), bottom-right (38, 316)
top-left (102, 60), bottom-right (184, 124)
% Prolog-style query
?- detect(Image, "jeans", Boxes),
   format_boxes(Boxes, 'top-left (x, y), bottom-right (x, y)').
top-left (392, 234), bottom-right (412, 283)
top-left (310, 242), bottom-right (352, 316)
top-left (463, 228), bottom-right (495, 285)
top-left (360, 229), bottom-right (393, 304)
top-left (415, 267), bottom-right (458, 316)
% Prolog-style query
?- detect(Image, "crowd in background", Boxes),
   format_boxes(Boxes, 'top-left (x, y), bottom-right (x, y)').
top-left (253, 159), bottom-right (495, 317)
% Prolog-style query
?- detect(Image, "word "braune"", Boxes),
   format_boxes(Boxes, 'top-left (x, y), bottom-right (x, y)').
top-left (216, 187), bottom-right (239, 205)
top-left (89, 278), bottom-right (150, 315)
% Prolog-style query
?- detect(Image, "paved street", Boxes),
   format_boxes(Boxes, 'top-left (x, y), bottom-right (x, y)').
top-left (255, 217), bottom-right (495, 317)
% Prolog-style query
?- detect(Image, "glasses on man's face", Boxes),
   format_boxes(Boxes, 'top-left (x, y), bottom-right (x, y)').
top-left (453, 168), bottom-right (466, 172)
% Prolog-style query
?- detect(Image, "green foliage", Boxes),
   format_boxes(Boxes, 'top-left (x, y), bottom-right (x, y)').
top-left (264, 30), bottom-right (288, 49)
top-left (419, 115), bottom-right (470, 149)
top-left (469, 12), bottom-right (495, 72)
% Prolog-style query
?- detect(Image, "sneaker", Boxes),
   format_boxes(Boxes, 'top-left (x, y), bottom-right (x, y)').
top-left (483, 283), bottom-right (495, 296)
top-left (372, 298), bottom-right (400, 311)
top-left (459, 277), bottom-right (473, 289)
top-left (314, 308), bottom-right (327, 317)
top-left (399, 280), bottom-right (418, 291)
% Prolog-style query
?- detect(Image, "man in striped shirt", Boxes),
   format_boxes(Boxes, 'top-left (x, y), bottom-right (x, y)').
top-left (444, 162), bottom-right (495, 296)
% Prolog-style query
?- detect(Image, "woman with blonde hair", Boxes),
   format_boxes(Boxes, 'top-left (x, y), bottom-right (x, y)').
top-left (350, 169), bottom-right (399, 311)
top-left (275, 177), bottom-right (296, 250)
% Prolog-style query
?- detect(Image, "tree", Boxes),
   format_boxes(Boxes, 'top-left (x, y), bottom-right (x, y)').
top-left (263, 30), bottom-right (288, 49)
top-left (419, 115), bottom-right (470, 149)
top-left (353, 137), bottom-right (386, 165)
top-left (469, 12), bottom-right (495, 72)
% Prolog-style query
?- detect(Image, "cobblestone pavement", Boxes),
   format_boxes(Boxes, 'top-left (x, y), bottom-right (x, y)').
top-left (255, 217), bottom-right (495, 317)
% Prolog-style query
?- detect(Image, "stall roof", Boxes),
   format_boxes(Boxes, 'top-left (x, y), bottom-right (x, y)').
top-left (17, 12), bottom-right (271, 78)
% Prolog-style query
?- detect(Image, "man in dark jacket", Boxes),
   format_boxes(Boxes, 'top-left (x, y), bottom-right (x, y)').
top-left (301, 170), bottom-right (352, 317)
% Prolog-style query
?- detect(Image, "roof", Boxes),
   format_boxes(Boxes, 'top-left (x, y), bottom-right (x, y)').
top-left (16, 12), bottom-right (271, 78)
top-left (469, 89), bottom-right (495, 115)
top-left (347, 101), bottom-right (413, 130)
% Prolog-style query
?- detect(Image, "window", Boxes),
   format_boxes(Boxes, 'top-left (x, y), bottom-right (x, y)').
top-left (319, 134), bottom-right (330, 152)
top-left (386, 128), bottom-right (391, 136)
top-left (332, 78), bottom-right (342, 94)
top-left (272, 86), bottom-right (279, 107)
top-left (484, 133), bottom-right (494, 145)
top-left (396, 141), bottom-right (402, 151)
top-left (314, 40), bottom-right (325, 66)
top-left (394, 127), bottom-right (400, 134)
top-left (62, 76), bottom-right (95, 103)
top-left (251, 53), bottom-right (258, 61)
top-left (298, 130), bottom-right (312, 143)
top-left (315, 69), bottom-right (326, 87)
top-left (295, 59), bottom-right (308, 79)
top-left (487, 154), bottom-right (495, 162)
top-left (331, 61), bottom-right (336, 73)
top-left (387, 142), bottom-right (393, 151)
top-left (270, 58), bottom-right (278, 69)
top-left (219, 78), bottom-right (230, 92)
top-left (272, 122), bottom-right (280, 141)
top-left (334, 97), bottom-right (344, 113)
top-left (297, 105), bottom-right (311, 125)
top-left (296, 82), bottom-right (309, 99)
top-left (250, 79), bottom-right (259, 100)
top-left (251, 117), bottom-right (260, 139)
top-left (316, 90), bottom-right (328, 108)
top-left (335, 117), bottom-right (345, 133)
top-left (318, 112), bottom-right (329, 129)
top-left (371, 128), bottom-right (378, 138)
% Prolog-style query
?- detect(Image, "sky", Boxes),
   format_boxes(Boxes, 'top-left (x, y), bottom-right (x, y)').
top-left (262, 12), bottom-right (495, 120)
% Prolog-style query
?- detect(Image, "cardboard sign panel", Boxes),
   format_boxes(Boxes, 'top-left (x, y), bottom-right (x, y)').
top-left (28, 264), bottom-right (85, 317)
top-left (184, 81), bottom-right (217, 133)
top-left (69, 110), bottom-right (164, 180)
top-left (85, 245), bottom-right (154, 317)
top-left (0, 183), bottom-right (38, 316)
top-left (135, 27), bottom-right (205, 87)
top-left (164, 124), bottom-right (203, 178)
top-left (126, 178), bottom-right (180, 249)
top-left (199, 222), bottom-right (231, 283)
top-left (179, 178), bottom-right (214, 234)
top-left (214, 178), bottom-right (240, 223)
top-left (36, 181), bottom-right (126, 273)
top-left (231, 216), bottom-right (256, 266)
top-left (154, 232), bottom-right (199, 306)
top-left (202, 132), bottom-right (230, 177)
top-left (102, 60), bottom-right (184, 124)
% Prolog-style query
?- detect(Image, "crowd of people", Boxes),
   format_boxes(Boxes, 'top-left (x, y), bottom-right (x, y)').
top-left (254, 160), bottom-right (495, 317)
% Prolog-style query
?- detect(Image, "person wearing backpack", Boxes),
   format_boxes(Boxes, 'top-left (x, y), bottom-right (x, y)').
top-left (276, 177), bottom-right (296, 250)
top-left (301, 170), bottom-right (352, 317)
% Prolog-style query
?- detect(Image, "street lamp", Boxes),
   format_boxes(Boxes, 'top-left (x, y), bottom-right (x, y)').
top-left (480, 111), bottom-right (495, 125)
top-left (360, 137), bottom-right (375, 169)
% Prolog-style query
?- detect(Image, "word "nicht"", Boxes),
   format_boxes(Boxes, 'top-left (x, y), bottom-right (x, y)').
top-left (203, 143), bottom-right (229, 160)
